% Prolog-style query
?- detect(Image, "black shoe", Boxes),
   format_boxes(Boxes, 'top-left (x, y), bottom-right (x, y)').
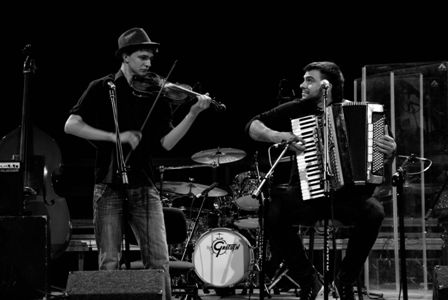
top-left (334, 278), bottom-right (355, 300)
top-left (299, 273), bottom-right (323, 300)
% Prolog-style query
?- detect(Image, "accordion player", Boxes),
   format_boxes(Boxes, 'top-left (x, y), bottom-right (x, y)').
top-left (291, 101), bottom-right (386, 201)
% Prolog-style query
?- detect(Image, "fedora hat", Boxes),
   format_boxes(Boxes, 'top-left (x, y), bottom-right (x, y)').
top-left (116, 27), bottom-right (159, 56)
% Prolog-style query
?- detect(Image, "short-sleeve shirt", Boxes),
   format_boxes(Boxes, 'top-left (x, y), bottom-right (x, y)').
top-left (69, 70), bottom-right (173, 186)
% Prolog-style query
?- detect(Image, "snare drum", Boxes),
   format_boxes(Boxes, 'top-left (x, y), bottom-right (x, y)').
top-left (192, 227), bottom-right (254, 287)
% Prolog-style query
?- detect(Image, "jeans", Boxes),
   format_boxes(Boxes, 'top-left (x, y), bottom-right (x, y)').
top-left (267, 185), bottom-right (385, 284)
top-left (93, 183), bottom-right (171, 300)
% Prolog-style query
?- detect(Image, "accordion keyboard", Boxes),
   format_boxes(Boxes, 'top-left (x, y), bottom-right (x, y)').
top-left (291, 115), bottom-right (325, 201)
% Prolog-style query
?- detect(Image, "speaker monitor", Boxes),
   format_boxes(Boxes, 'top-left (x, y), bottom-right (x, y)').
top-left (66, 269), bottom-right (166, 300)
top-left (0, 215), bottom-right (49, 299)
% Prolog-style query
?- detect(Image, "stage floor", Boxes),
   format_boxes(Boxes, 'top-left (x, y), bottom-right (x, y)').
top-left (196, 288), bottom-right (433, 300)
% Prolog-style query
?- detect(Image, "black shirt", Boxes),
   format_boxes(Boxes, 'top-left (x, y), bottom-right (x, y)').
top-left (245, 98), bottom-right (376, 200)
top-left (69, 70), bottom-right (173, 186)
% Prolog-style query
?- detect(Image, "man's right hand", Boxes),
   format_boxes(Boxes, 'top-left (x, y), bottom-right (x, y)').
top-left (118, 130), bottom-right (143, 149)
top-left (276, 132), bottom-right (305, 153)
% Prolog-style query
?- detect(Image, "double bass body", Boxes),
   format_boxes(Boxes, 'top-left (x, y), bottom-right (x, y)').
top-left (0, 45), bottom-right (71, 259)
top-left (0, 127), bottom-right (72, 258)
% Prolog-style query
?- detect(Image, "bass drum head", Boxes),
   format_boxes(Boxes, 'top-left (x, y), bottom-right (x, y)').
top-left (192, 227), bottom-right (253, 287)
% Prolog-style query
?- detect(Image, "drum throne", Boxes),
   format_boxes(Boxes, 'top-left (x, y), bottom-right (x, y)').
top-left (129, 207), bottom-right (200, 300)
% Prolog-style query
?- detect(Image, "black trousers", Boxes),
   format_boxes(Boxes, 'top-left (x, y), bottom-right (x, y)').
top-left (265, 184), bottom-right (385, 284)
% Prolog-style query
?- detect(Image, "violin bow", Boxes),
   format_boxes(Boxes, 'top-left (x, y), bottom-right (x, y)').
top-left (124, 60), bottom-right (178, 165)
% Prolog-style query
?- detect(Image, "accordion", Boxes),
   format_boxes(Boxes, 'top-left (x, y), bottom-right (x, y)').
top-left (291, 102), bottom-right (386, 201)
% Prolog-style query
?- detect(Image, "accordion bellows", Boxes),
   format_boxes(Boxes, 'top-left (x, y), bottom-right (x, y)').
top-left (291, 102), bottom-right (385, 201)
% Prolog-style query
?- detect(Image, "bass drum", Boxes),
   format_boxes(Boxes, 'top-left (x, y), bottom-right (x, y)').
top-left (193, 227), bottom-right (254, 287)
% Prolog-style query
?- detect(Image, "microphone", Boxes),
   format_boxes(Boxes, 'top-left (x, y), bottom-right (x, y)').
top-left (320, 79), bottom-right (330, 89)
top-left (107, 80), bottom-right (116, 89)
top-left (397, 154), bottom-right (428, 162)
top-left (273, 140), bottom-right (293, 148)
top-left (196, 182), bottom-right (219, 198)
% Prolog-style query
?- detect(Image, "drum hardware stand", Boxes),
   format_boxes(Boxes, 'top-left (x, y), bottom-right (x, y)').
top-left (266, 262), bottom-right (301, 296)
top-left (180, 182), bottom-right (219, 262)
top-left (252, 143), bottom-right (291, 300)
top-left (425, 170), bottom-right (447, 221)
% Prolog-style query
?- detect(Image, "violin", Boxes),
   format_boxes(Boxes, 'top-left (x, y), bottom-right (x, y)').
top-left (130, 72), bottom-right (226, 111)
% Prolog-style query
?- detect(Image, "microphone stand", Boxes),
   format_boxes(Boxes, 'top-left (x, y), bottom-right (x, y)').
top-left (180, 182), bottom-right (219, 262)
top-left (157, 164), bottom-right (219, 261)
top-left (392, 154), bottom-right (416, 300)
top-left (252, 143), bottom-right (291, 300)
top-left (320, 86), bottom-right (333, 300)
top-left (108, 81), bottom-right (132, 269)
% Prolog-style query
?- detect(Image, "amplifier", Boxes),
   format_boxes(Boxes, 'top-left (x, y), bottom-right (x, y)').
top-left (0, 215), bottom-right (49, 299)
top-left (0, 161), bottom-right (23, 215)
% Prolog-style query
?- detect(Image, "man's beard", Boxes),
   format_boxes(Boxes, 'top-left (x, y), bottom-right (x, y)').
top-left (299, 94), bottom-right (321, 105)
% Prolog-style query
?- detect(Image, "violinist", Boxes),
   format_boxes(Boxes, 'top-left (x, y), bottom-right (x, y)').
top-left (64, 27), bottom-right (212, 300)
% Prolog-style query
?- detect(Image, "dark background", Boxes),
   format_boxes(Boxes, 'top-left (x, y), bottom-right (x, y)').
top-left (1, 3), bottom-right (447, 218)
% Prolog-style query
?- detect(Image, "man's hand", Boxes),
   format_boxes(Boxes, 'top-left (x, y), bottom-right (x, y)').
top-left (375, 125), bottom-right (396, 158)
top-left (118, 130), bottom-right (143, 150)
top-left (190, 94), bottom-right (212, 114)
top-left (276, 132), bottom-right (305, 153)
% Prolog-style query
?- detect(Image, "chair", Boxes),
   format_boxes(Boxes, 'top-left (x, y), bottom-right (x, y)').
top-left (264, 219), bottom-right (366, 299)
top-left (164, 207), bottom-right (199, 300)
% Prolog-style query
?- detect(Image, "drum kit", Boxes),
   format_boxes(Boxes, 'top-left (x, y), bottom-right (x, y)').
top-left (158, 147), bottom-right (268, 291)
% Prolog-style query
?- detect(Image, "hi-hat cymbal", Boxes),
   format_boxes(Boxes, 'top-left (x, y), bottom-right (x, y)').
top-left (157, 181), bottom-right (228, 197)
top-left (191, 147), bottom-right (246, 165)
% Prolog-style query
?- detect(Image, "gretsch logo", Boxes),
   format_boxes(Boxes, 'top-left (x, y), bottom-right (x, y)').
top-left (211, 233), bottom-right (240, 257)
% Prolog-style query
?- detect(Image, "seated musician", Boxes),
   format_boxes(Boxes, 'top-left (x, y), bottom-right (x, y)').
top-left (245, 61), bottom-right (396, 300)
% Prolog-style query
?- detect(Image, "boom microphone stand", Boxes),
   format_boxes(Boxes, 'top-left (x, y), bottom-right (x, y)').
top-left (392, 153), bottom-right (427, 300)
top-left (252, 143), bottom-right (292, 300)
top-left (180, 182), bottom-right (219, 262)
top-left (158, 163), bottom-right (219, 261)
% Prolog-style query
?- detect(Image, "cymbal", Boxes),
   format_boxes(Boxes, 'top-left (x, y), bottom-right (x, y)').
top-left (157, 181), bottom-right (228, 197)
top-left (191, 147), bottom-right (246, 165)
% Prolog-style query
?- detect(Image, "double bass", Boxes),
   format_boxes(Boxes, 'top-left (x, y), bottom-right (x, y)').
top-left (0, 45), bottom-right (71, 259)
